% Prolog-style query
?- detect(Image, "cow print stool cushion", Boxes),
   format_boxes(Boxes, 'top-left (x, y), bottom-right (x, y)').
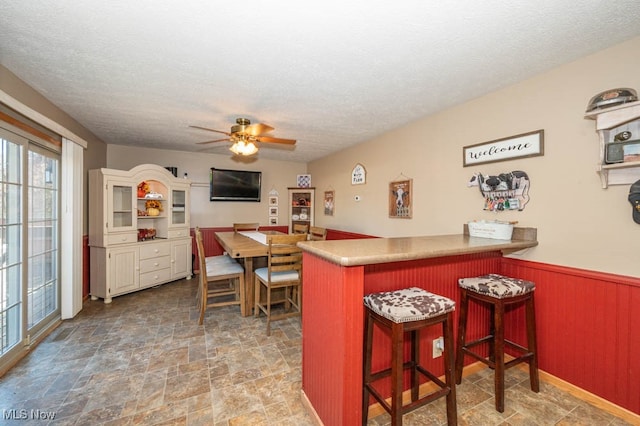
top-left (458, 274), bottom-right (535, 299)
top-left (364, 287), bottom-right (455, 324)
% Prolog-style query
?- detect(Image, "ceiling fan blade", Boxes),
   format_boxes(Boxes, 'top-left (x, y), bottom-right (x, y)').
top-left (255, 135), bottom-right (297, 145)
top-left (245, 123), bottom-right (274, 136)
top-left (196, 138), bottom-right (231, 145)
top-left (189, 125), bottom-right (231, 136)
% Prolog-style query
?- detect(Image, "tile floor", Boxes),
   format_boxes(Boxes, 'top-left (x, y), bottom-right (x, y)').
top-left (0, 278), bottom-right (634, 425)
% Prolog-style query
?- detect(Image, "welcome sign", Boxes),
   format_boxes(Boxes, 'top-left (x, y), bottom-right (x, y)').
top-left (463, 130), bottom-right (544, 166)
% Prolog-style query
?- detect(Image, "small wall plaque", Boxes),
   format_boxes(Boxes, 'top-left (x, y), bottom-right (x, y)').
top-left (352, 163), bottom-right (366, 185)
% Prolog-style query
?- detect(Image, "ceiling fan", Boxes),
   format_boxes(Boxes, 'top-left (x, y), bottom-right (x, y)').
top-left (190, 118), bottom-right (296, 156)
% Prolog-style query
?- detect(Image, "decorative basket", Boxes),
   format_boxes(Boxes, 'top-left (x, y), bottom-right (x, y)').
top-left (468, 220), bottom-right (514, 240)
top-left (147, 207), bottom-right (160, 216)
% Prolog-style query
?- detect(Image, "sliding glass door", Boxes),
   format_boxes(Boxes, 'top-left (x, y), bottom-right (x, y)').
top-left (0, 126), bottom-right (60, 368)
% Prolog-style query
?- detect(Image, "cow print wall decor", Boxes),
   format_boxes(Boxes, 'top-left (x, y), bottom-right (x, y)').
top-left (468, 171), bottom-right (531, 211)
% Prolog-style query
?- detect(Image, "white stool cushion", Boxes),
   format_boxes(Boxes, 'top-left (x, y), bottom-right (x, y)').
top-left (364, 287), bottom-right (455, 323)
top-left (458, 273), bottom-right (535, 299)
top-left (254, 267), bottom-right (300, 283)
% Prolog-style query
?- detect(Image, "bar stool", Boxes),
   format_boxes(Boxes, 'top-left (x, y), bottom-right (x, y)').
top-left (362, 287), bottom-right (457, 426)
top-left (455, 274), bottom-right (539, 413)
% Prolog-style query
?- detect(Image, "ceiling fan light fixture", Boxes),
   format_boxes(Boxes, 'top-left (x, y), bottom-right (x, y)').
top-left (229, 140), bottom-right (258, 156)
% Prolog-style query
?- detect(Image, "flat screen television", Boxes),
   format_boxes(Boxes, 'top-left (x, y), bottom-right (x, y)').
top-left (210, 168), bottom-right (262, 202)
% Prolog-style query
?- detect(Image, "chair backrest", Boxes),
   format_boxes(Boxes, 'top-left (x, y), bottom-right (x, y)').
top-left (309, 226), bottom-right (327, 241)
top-left (292, 223), bottom-right (309, 235)
top-left (265, 233), bottom-right (307, 279)
top-left (194, 227), bottom-right (207, 276)
top-left (233, 222), bottom-right (260, 232)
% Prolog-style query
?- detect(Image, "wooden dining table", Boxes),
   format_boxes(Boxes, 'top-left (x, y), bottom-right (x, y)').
top-left (214, 230), bottom-right (283, 316)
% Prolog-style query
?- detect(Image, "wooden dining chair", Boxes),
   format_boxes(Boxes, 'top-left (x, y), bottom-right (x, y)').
top-left (254, 233), bottom-right (308, 335)
top-left (195, 227), bottom-right (246, 323)
top-left (194, 227), bottom-right (237, 307)
top-left (233, 222), bottom-right (260, 232)
top-left (292, 223), bottom-right (309, 235)
top-left (194, 227), bottom-right (236, 265)
top-left (309, 226), bottom-right (327, 241)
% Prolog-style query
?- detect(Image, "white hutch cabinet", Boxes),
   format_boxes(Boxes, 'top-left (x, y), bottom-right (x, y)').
top-left (89, 164), bottom-right (192, 303)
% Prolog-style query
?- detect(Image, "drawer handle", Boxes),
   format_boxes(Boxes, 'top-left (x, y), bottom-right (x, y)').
top-left (154, 262), bottom-right (159, 266)
top-left (154, 249), bottom-right (159, 253)
top-left (121, 236), bottom-right (127, 241)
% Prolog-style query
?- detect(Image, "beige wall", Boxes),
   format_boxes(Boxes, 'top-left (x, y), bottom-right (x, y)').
top-left (308, 36), bottom-right (640, 278)
top-left (0, 65), bottom-right (108, 234)
top-left (107, 144), bottom-right (307, 228)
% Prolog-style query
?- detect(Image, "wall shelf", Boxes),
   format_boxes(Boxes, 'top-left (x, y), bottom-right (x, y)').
top-left (586, 100), bottom-right (640, 188)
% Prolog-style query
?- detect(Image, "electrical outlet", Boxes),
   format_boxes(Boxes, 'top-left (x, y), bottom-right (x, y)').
top-left (432, 336), bottom-right (444, 358)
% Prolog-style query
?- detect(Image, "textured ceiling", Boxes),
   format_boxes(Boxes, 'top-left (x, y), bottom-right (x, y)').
top-left (2, 1), bottom-right (640, 163)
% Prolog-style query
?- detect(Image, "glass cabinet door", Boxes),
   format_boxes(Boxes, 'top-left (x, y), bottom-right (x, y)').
top-left (171, 189), bottom-right (186, 226)
top-left (107, 181), bottom-right (135, 231)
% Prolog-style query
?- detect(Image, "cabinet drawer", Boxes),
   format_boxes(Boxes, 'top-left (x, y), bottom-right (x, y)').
top-left (106, 232), bottom-right (138, 245)
top-left (139, 268), bottom-right (172, 287)
top-left (139, 242), bottom-right (171, 259)
top-left (139, 256), bottom-right (171, 274)
top-left (168, 229), bottom-right (190, 238)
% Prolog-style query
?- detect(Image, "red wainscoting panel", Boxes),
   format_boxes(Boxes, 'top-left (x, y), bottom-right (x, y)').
top-left (500, 258), bottom-right (640, 415)
top-left (302, 253), bottom-right (365, 426)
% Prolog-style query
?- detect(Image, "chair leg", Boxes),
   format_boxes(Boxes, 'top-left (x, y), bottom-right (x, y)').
top-left (488, 303), bottom-right (496, 364)
top-left (410, 329), bottom-right (419, 402)
top-left (198, 279), bottom-right (207, 325)
top-left (526, 296), bottom-right (540, 392)
top-left (254, 276), bottom-right (261, 318)
top-left (266, 282), bottom-right (272, 336)
top-left (390, 321), bottom-right (403, 426)
top-left (455, 290), bottom-right (468, 384)
top-left (238, 274), bottom-right (246, 317)
top-left (443, 313), bottom-right (458, 426)
top-left (493, 301), bottom-right (505, 413)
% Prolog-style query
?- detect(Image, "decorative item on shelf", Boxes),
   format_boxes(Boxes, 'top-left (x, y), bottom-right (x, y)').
top-left (144, 191), bottom-right (163, 199)
top-left (467, 170), bottom-right (530, 211)
top-left (467, 220), bottom-right (515, 240)
top-left (293, 196), bottom-right (310, 206)
top-left (137, 228), bottom-right (156, 241)
top-left (137, 181), bottom-right (149, 198)
top-left (137, 208), bottom-right (148, 217)
top-left (145, 199), bottom-right (163, 216)
top-left (585, 88), bottom-right (637, 112)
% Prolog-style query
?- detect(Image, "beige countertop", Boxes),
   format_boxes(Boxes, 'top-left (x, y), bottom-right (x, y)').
top-left (298, 227), bottom-right (538, 267)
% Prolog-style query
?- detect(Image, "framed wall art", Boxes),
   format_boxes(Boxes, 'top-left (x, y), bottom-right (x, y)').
top-left (268, 195), bottom-right (278, 206)
top-left (297, 174), bottom-right (311, 188)
top-left (324, 190), bottom-right (335, 216)
top-left (389, 179), bottom-right (412, 219)
top-left (463, 129), bottom-right (544, 167)
top-left (269, 206), bottom-right (278, 217)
